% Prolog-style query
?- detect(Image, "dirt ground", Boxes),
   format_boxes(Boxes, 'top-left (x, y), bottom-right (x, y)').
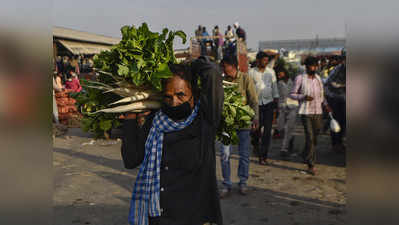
top-left (53, 122), bottom-right (346, 225)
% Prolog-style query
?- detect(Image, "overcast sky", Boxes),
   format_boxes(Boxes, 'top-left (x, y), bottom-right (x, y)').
top-left (52, 0), bottom-right (392, 50)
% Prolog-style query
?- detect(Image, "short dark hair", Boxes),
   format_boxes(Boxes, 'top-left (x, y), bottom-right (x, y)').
top-left (256, 51), bottom-right (268, 60)
top-left (221, 55), bottom-right (238, 68)
top-left (304, 56), bottom-right (318, 66)
top-left (163, 63), bottom-right (199, 98)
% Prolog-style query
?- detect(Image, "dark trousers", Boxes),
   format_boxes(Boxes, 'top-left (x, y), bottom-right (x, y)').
top-left (327, 97), bottom-right (346, 146)
top-left (301, 114), bottom-right (322, 167)
top-left (149, 216), bottom-right (160, 225)
top-left (259, 102), bottom-right (275, 159)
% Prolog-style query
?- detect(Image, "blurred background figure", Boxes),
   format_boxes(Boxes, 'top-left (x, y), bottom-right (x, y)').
top-left (195, 25), bottom-right (202, 42)
top-left (65, 71), bottom-right (82, 93)
top-left (234, 22), bottom-right (246, 42)
top-left (325, 52), bottom-right (346, 153)
top-left (275, 67), bottom-right (298, 157)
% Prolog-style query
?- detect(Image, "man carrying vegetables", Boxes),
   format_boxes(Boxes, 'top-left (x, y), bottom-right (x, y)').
top-left (120, 56), bottom-right (224, 225)
top-left (219, 55), bottom-right (259, 198)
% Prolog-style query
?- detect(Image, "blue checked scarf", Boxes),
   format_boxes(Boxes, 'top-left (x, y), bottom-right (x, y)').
top-left (128, 101), bottom-right (200, 225)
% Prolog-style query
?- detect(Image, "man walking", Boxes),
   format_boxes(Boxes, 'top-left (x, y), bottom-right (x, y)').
top-left (249, 52), bottom-right (279, 165)
top-left (290, 56), bottom-right (332, 175)
top-left (219, 55), bottom-right (259, 197)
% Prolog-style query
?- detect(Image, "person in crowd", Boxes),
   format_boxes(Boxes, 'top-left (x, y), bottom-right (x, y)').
top-left (319, 57), bottom-right (329, 81)
top-left (195, 25), bottom-right (203, 42)
top-left (120, 57), bottom-right (224, 225)
top-left (233, 22), bottom-right (246, 42)
top-left (65, 71), bottom-right (82, 93)
top-left (290, 56), bottom-right (332, 175)
top-left (54, 72), bottom-right (63, 90)
top-left (219, 55), bottom-right (259, 197)
top-left (327, 55), bottom-right (339, 75)
top-left (275, 68), bottom-right (299, 157)
top-left (53, 72), bottom-right (63, 124)
top-left (212, 25), bottom-right (224, 62)
top-left (200, 27), bottom-right (211, 56)
top-left (81, 58), bottom-right (89, 73)
top-left (56, 56), bottom-right (63, 74)
top-left (249, 52), bottom-right (279, 165)
top-left (223, 25), bottom-right (236, 57)
top-left (62, 56), bottom-right (70, 80)
top-left (224, 25), bottom-right (234, 44)
top-left (325, 54), bottom-right (346, 153)
top-left (70, 55), bottom-right (80, 75)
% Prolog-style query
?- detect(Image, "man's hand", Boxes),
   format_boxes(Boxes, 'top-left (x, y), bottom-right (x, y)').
top-left (304, 95), bottom-right (314, 101)
top-left (119, 111), bottom-right (152, 126)
top-left (251, 119), bottom-right (259, 131)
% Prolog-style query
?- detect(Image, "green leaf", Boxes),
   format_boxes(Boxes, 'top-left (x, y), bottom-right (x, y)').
top-left (153, 63), bottom-right (172, 79)
top-left (174, 30), bottom-right (187, 44)
top-left (117, 64), bottom-right (129, 76)
top-left (99, 120), bottom-right (113, 131)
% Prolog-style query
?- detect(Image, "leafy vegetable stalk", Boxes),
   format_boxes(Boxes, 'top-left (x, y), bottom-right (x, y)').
top-left (73, 23), bottom-right (186, 137)
top-left (217, 83), bottom-right (255, 145)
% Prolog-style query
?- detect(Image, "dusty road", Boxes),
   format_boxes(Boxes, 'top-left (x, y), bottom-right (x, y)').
top-left (54, 124), bottom-right (346, 225)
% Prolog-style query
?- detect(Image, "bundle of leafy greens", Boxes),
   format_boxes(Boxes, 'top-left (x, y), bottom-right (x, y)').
top-left (73, 23), bottom-right (186, 137)
top-left (217, 83), bottom-right (255, 145)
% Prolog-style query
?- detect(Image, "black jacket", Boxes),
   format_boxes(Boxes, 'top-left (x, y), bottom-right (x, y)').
top-left (121, 57), bottom-right (224, 225)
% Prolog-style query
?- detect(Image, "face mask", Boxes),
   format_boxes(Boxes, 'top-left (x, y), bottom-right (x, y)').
top-left (308, 70), bottom-right (316, 75)
top-left (161, 97), bottom-right (193, 121)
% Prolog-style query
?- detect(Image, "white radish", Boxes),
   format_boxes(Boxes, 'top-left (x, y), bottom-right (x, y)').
top-left (223, 80), bottom-right (238, 86)
top-left (104, 88), bottom-right (139, 97)
top-left (90, 100), bottom-right (161, 114)
top-left (108, 92), bottom-right (151, 105)
top-left (84, 85), bottom-right (111, 91)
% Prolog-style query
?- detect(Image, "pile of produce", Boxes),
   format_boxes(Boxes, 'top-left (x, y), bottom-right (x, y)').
top-left (55, 91), bottom-right (81, 127)
top-left (74, 23), bottom-right (255, 144)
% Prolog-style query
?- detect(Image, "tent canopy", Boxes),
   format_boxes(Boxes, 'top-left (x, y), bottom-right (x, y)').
top-left (58, 40), bottom-right (112, 55)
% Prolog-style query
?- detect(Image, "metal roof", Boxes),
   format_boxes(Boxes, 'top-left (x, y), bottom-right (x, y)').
top-left (57, 39), bottom-right (112, 55)
top-left (53, 26), bottom-right (120, 45)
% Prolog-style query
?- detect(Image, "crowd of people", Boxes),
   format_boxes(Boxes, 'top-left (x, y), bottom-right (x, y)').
top-left (52, 55), bottom-right (92, 94)
top-left (54, 55), bottom-right (94, 88)
top-left (194, 22), bottom-right (246, 61)
top-left (218, 51), bottom-right (346, 199)
top-left (52, 55), bottom-right (89, 124)
top-left (119, 50), bottom-right (345, 224)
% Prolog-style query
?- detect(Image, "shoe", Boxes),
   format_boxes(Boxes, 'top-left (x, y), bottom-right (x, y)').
top-left (219, 188), bottom-right (231, 199)
top-left (307, 166), bottom-right (317, 176)
top-left (239, 186), bottom-right (248, 195)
